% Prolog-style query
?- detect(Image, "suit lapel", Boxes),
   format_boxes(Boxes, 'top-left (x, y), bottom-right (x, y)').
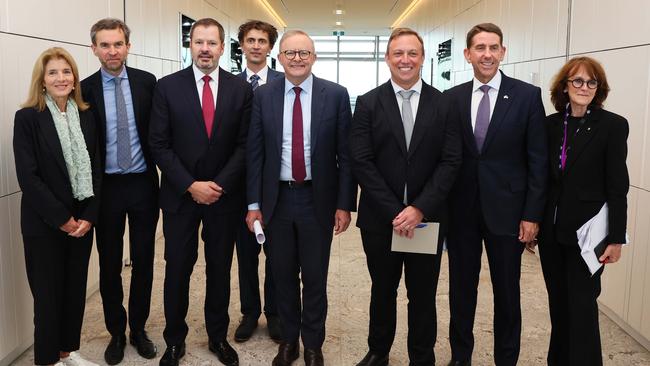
top-left (89, 71), bottom-right (107, 136)
top-left (273, 78), bottom-right (285, 157)
top-left (482, 72), bottom-right (514, 152)
top-left (39, 110), bottom-right (70, 180)
top-left (549, 115), bottom-right (563, 181)
top-left (408, 82), bottom-right (437, 158)
top-left (181, 67), bottom-right (208, 140)
top-left (379, 82), bottom-right (407, 156)
top-left (213, 68), bottom-right (232, 141)
top-left (456, 81), bottom-right (478, 156)
top-left (564, 109), bottom-right (601, 173)
top-left (310, 76), bottom-right (326, 155)
top-left (124, 67), bottom-right (147, 145)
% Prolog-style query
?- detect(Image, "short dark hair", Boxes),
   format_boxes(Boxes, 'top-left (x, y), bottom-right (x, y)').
top-left (549, 56), bottom-right (610, 112)
top-left (238, 20), bottom-right (278, 48)
top-left (190, 18), bottom-right (225, 44)
top-left (466, 23), bottom-right (503, 48)
top-left (90, 18), bottom-right (131, 45)
top-left (385, 27), bottom-right (424, 56)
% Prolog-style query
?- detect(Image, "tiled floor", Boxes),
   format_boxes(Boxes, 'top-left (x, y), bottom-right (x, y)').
top-left (12, 215), bottom-right (650, 365)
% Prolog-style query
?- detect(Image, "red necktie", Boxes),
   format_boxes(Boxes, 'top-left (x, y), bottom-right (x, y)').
top-left (202, 75), bottom-right (214, 138)
top-left (292, 86), bottom-right (306, 183)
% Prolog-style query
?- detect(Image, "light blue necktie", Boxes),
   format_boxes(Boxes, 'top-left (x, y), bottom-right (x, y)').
top-left (115, 77), bottom-right (131, 170)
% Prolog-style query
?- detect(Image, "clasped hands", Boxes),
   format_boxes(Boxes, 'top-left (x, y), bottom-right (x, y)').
top-left (59, 217), bottom-right (92, 237)
top-left (188, 181), bottom-right (223, 205)
top-left (392, 206), bottom-right (424, 239)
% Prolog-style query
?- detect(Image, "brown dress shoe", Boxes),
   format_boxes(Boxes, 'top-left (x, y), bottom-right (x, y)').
top-left (304, 348), bottom-right (324, 366)
top-left (272, 342), bottom-right (299, 366)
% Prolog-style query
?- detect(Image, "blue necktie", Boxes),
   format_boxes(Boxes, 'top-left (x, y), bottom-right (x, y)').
top-left (474, 84), bottom-right (491, 152)
top-left (115, 77), bottom-right (131, 170)
top-left (249, 74), bottom-right (260, 91)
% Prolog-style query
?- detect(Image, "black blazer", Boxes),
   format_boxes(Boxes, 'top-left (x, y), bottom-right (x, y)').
top-left (541, 108), bottom-right (629, 246)
top-left (13, 107), bottom-right (101, 235)
top-left (150, 66), bottom-right (253, 213)
top-left (445, 71), bottom-right (548, 236)
top-left (246, 75), bottom-right (357, 228)
top-left (350, 80), bottom-right (462, 233)
top-left (81, 66), bottom-right (158, 186)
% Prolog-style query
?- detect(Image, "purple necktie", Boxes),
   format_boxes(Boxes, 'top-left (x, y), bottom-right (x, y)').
top-left (292, 87), bottom-right (306, 183)
top-left (474, 84), bottom-right (491, 152)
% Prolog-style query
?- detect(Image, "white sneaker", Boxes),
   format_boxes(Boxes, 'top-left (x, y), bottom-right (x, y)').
top-left (60, 352), bottom-right (99, 366)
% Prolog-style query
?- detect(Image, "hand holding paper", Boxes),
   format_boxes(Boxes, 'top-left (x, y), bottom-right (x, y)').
top-left (253, 220), bottom-right (265, 244)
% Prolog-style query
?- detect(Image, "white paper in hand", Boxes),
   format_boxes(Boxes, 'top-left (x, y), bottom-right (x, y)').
top-left (253, 220), bottom-right (265, 244)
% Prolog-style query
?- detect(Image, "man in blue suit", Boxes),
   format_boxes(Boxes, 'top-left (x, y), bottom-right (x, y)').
top-left (444, 23), bottom-right (547, 366)
top-left (149, 18), bottom-right (252, 366)
top-left (246, 30), bottom-right (356, 366)
top-left (233, 19), bottom-right (284, 343)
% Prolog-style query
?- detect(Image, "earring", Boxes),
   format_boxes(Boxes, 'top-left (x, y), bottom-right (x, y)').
top-left (563, 89), bottom-right (567, 93)
top-left (42, 87), bottom-right (45, 92)
top-left (72, 86), bottom-right (75, 90)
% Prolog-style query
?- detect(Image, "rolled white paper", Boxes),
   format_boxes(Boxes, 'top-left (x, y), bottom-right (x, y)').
top-left (253, 220), bottom-right (265, 244)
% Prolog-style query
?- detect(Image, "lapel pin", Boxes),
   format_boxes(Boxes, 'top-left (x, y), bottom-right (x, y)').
top-left (587, 127), bottom-right (591, 131)
top-left (503, 95), bottom-right (509, 99)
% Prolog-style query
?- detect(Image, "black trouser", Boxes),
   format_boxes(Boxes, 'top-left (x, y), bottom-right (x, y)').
top-left (447, 199), bottom-right (524, 366)
top-left (235, 213), bottom-right (277, 319)
top-left (161, 207), bottom-right (237, 346)
top-left (539, 234), bottom-right (603, 366)
top-left (266, 183), bottom-right (333, 349)
top-left (23, 230), bottom-right (93, 365)
top-left (95, 172), bottom-right (158, 336)
top-left (361, 229), bottom-right (442, 365)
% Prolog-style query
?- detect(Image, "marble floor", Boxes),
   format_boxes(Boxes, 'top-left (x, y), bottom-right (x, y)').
top-left (12, 215), bottom-right (650, 365)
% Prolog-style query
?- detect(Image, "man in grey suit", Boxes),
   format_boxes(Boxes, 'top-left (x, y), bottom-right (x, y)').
top-left (234, 19), bottom-right (284, 343)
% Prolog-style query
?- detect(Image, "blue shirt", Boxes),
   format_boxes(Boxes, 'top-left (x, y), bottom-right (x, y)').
top-left (101, 67), bottom-right (147, 174)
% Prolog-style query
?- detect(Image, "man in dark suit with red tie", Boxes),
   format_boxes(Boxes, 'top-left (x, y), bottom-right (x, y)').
top-left (444, 23), bottom-right (547, 366)
top-left (149, 18), bottom-right (253, 366)
top-left (233, 19), bottom-right (284, 343)
top-left (350, 28), bottom-right (462, 366)
top-left (246, 30), bottom-right (356, 366)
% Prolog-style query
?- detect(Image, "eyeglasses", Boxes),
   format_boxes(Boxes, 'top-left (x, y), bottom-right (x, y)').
top-left (567, 78), bottom-right (598, 89)
top-left (280, 50), bottom-right (312, 60)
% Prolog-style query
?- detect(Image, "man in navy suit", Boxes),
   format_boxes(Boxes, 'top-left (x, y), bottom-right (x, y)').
top-left (246, 30), bottom-right (356, 366)
top-left (444, 23), bottom-right (547, 366)
top-left (149, 18), bottom-right (253, 366)
top-left (233, 19), bottom-right (284, 343)
top-left (81, 18), bottom-right (159, 365)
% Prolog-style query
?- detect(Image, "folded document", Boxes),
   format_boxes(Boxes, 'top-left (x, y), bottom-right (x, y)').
top-left (391, 222), bottom-right (440, 255)
top-left (576, 203), bottom-right (629, 276)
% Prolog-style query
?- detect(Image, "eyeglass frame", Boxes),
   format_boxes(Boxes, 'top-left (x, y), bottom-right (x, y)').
top-left (280, 49), bottom-right (312, 60)
top-left (567, 78), bottom-right (598, 89)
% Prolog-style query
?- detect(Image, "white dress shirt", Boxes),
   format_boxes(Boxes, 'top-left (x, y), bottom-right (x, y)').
top-left (246, 66), bottom-right (269, 86)
top-left (192, 64), bottom-right (219, 107)
top-left (390, 78), bottom-right (422, 120)
top-left (470, 71), bottom-right (501, 130)
top-left (280, 74), bottom-right (313, 181)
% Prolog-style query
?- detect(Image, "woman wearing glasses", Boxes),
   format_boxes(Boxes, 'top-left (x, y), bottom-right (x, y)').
top-left (13, 47), bottom-right (101, 366)
top-left (538, 56), bottom-right (629, 365)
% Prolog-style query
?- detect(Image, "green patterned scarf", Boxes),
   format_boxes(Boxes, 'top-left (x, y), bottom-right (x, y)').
top-left (45, 94), bottom-right (94, 200)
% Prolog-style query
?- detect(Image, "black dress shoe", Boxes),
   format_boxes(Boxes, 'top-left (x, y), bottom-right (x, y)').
top-left (447, 360), bottom-right (471, 366)
top-left (272, 342), bottom-right (299, 366)
top-left (104, 334), bottom-right (126, 365)
top-left (234, 316), bottom-right (258, 342)
top-left (266, 315), bottom-right (283, 343)
top-left (130, 330), bottom-right (157, 359)
top-left (304, 348), bottom-right (324, 366)
top-left (159, 344), bottom-right (185, 366)
top-left (356, 351), bottom-right (389, 366)
top-left (209, 340), bottom-right (239, 366)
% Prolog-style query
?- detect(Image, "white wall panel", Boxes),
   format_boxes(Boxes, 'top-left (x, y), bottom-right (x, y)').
top-left (628, 189), bottom-right (650, 330)
top-left (539, 57), bottom-right (568, 113)
top-left (8, 193), bottom-right (31, 353)
top-left (0, 196), bottom-right (15, 357)
top-left (571, 0), bottom-right (650, 55)
top-left (531, 0), bottom-right (568, 60)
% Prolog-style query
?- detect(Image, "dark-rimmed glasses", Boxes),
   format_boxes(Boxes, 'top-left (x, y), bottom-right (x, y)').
top-left (280, 50), bottom-right (312, 60)
top-left (567, 78), bottom-right (598, 89)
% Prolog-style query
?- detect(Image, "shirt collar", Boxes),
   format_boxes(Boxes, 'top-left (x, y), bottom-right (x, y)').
top-left (246, 66), bottom-right (268, 82)
top-left (284, 74), bottom-right (313, 95)
top-left (472, 70), bottom-right (501, 92)
top-left (192, 64), bottom-right (220, 84)
top-left (390, 78), bottom-right (422, 95)
top-left (100, 66), bottom-right (128, 83)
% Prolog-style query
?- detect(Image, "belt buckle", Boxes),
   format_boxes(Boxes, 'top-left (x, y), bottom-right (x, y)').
top-left (287, 180), bottom-right (296, 188)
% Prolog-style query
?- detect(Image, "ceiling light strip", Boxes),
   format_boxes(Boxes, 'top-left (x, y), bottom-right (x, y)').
top-left (391, 0), bottom-right (422, 28)
top-left (258, 0), bottom-right (287, 28)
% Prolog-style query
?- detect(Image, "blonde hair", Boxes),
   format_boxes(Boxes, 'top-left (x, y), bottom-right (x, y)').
top-left (22, 47), bottom-right (88, 111)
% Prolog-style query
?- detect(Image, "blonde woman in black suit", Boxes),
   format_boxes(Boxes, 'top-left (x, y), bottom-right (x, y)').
top-left (539, 56), bottom-right (629, 366)
top-left (13, 47), bottom-right (101, 366)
